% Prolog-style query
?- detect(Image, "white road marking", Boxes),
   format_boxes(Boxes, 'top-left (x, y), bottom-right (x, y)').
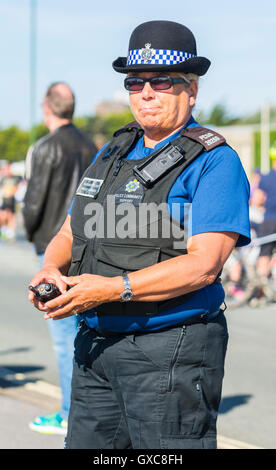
top-left (217, 435), bottom-right (263, 449)
top-left (25, 380), bottom-right (61, 399)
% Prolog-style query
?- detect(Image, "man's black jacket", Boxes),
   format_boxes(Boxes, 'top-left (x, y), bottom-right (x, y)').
top-left (23, 123), bottom-right (97, 254)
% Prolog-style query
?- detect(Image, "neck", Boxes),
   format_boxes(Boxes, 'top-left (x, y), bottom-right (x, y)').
top-left (143, 116), bottom-right (192, 148)
top-left (47, 118), bottom-right (71, 133)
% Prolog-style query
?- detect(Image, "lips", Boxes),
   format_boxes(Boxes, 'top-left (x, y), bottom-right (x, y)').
top-left (140, 107), bottom-right (159, 114)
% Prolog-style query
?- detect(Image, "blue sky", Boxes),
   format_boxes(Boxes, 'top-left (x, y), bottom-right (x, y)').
top-left (1, 0), bottom-right (276, 129)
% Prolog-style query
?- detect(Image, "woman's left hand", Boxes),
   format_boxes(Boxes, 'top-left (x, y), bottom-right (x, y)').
top-left (41, 274), bottom-right (122, 320)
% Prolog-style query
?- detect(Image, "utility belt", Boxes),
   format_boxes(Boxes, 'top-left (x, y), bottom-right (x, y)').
top-left (89, 308), bottom-right (224, 338)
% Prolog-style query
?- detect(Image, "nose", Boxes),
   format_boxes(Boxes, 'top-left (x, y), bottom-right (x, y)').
top-left (140, 81), bottom-right (155, 99)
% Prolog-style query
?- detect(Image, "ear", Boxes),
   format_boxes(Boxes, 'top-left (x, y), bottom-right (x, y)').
top-left (43, 102), bottom-right (51, 115)
top-left (189, 80), bottom-right (198, 107)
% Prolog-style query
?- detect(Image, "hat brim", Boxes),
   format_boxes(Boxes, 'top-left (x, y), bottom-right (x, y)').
top-left (112, 56), bottom-right (211, 76)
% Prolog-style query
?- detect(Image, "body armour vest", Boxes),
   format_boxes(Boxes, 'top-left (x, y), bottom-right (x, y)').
top-left (69, 122), bottom-right (227, 316)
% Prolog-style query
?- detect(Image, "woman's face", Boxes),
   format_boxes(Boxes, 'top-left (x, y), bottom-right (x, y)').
top-left (128, 72), bottom-right (198, 139)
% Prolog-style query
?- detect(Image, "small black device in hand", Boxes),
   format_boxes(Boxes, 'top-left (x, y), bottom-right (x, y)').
top-left (29, 283), bottom-right (61, 303)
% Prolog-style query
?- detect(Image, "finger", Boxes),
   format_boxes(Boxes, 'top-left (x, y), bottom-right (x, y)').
top-left (53, 312), bottom-right (78, 320)
top-left (28, 278), bottom-right (46, 302)
top-left (54, 278), bottom-right (68, 295)
top-left (45, 312), bottom-right (75, 321)
top-left (44, 301), bottom-right (78, 319)
top-left (43, 291), bottom-right (72, 310)
top-left (28, 273), bottom-right (65, 302)
top-left (33, 298), bottom-right (48, 311)
top-left (61, 275), bottom-right (81, 286)
top-left (28, 273), bottom-right (52, 290)
top-left (38, 276), bottom-right (67, 295)
top-left (28, 291), bottom-right (35, 302)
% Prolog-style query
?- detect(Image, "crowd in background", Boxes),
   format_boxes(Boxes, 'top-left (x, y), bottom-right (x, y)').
top-left (224, 161), bottom-right (276, 303)
top-left (0, 161), bottom-right (26, 241)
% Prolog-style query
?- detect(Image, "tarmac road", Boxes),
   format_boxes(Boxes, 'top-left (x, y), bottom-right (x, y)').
top-left (0, 238), bottom-right (275, 449)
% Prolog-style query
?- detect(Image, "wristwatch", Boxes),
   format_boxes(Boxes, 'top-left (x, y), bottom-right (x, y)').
top-left (120, 274), bottom-right (134, 302)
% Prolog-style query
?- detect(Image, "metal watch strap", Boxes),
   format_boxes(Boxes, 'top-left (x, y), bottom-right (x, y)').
top-left (123, 274), bottom-right (131, 290)
top-left (120, 274), bottom-right (133, 302)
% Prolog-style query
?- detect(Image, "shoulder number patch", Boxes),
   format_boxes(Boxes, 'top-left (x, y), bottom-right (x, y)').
top-left (180, 126), bottom-right (226, 151)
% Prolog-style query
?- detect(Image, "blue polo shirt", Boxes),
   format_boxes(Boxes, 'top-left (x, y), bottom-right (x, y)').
top-left (69, 116), bottom-right (251, 332)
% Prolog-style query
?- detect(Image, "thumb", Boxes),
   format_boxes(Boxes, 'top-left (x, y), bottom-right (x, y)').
top-left (61, 275), bottom-right (81, 287)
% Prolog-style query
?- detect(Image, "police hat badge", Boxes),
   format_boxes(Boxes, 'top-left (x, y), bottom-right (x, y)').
top-left (140, 43), bottom-right (156, 63)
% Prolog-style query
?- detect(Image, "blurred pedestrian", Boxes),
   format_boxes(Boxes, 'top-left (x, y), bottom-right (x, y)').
top-left (0, 173), bottom-right (20, 241)
top-left (23, 82), bottom-right (97, 434)
top-left (249, 168), bottom-right (265, 232)
top-left (225, 168), bottom-right (266, 302)
top-left (256, 145), bottom-right (276, 280)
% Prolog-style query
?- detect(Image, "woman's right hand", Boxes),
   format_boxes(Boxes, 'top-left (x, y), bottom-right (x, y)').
top-left (28, 265), bottom-right (68, 311)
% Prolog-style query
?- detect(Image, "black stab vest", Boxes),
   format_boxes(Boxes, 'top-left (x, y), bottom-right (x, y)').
top-left (68, 122), bottom-right (227, 316)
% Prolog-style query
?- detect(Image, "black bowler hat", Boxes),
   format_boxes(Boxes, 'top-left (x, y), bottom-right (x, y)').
top-left (112, 20), bottom-right (210, 75)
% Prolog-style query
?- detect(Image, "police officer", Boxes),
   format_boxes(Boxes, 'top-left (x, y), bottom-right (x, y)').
top-left (28, 21), bottom-right (251, 449)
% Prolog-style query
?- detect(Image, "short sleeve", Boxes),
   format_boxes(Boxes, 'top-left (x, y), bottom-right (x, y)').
top-left (190, 145), bottom-right (251, 247)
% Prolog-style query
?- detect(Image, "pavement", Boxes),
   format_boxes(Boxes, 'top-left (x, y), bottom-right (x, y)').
top-left (0, 234), bottom-right (65, 449)
top-left (0, 393), bottom-right (64, 449)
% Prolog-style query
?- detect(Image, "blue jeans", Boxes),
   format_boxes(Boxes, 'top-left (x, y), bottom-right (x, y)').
top-left (38, 253), bottom-right (79, 420)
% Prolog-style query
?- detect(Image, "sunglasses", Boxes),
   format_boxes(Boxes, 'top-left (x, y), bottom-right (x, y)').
top-left (124, 75), bottom-right (190, 92)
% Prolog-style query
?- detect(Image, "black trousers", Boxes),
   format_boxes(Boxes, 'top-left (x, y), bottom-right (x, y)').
top-left (65, 311), bottom-right (228, 449)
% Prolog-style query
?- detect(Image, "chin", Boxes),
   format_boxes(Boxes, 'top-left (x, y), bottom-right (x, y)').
top-left (139, 116), bottom-right (161, 129)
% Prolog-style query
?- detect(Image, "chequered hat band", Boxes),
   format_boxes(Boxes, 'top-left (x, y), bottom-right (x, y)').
top-left (127, 48), bottom-right (195, 66)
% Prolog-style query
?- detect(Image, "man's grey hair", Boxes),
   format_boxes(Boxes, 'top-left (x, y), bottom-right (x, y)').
top-left (44, 82), bottom-right (75, 119)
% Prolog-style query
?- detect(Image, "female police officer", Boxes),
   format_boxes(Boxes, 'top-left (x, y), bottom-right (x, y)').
top-left (28, 21), bottom-right (250, 449)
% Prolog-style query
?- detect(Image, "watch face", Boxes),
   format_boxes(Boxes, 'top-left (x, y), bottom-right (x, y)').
top-left (121, 289), bottom-right (133, 302)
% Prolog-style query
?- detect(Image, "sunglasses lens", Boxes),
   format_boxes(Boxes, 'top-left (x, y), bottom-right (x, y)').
top-left (124, 76), bottom-right (173, 91)
top-left (124, 78), bottom-right (144, 91)
top-left (150, 77), bottom-right (172, 90)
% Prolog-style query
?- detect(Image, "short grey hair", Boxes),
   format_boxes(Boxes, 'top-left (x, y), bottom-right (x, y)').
top-left (44, 82), bottom-right (75, 119)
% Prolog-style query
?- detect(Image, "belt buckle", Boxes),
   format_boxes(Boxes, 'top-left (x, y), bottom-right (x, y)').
top-left (200, 310), bottom-right (220, 323)
top-left (200, 313), bottom-right (209, 324)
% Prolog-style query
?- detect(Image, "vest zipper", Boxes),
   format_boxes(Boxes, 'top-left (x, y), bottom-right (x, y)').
top-left (113, 156), bottom-right (125, 176)
top-left (101, 156), bottom-right (127, 197)
top-left (167, 325), bottom-right (186, 392)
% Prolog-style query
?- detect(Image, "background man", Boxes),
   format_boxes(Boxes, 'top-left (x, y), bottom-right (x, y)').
top-left (23, 81), bottom-right (97, 434)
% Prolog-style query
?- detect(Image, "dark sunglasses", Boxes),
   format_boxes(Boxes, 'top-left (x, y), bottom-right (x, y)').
top-left (124, 75), bottom-right (190, 92)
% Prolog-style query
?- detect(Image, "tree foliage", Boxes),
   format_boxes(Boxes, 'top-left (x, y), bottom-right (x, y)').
top-left (1, 103), bottom-right (276, 163)
top-left (0, 126), bottom-right (29, 162)
top-left (0, 109), bottom-right (135, 162)
top-left (0, 123), bottom-right (49, 162)
top-left (73, 108), bottom-right (134, 141)
top-left (196, 103), bottom-right (240, 126)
